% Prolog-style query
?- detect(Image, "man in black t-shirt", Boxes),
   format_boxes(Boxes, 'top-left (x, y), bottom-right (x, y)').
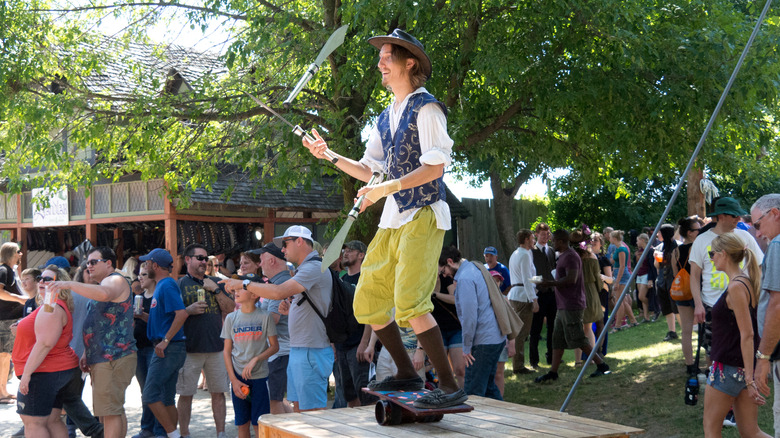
top-left (176, 243), bottom-right (235, 438)
top-left (0, 242), bottom-right (24, 401)
top-left (333, 240), bottom-right (375, 408)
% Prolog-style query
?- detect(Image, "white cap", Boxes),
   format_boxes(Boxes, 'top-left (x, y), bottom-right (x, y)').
top-left (273, 225), bottom-right (313, 247)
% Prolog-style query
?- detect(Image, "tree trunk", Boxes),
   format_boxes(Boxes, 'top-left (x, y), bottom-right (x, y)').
top-left (687, 166), bottom-right (705, 217)
top-left (490, 175), bottom-right (517, 261)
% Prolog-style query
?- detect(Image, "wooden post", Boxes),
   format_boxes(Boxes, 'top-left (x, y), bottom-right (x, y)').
top-left (85, 193), bottom-right (97, 244)
top-left (164, 194), bottom-right (180, 276)
top-left (687, 166), bottom-right (706, 218)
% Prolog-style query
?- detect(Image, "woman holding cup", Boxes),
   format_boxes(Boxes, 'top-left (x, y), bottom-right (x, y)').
top-left (11, 265), bottom-right (81, 437)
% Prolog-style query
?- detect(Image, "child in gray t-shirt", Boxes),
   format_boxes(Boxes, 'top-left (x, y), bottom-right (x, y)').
top-left (221, 287), bottom-right (278, 435)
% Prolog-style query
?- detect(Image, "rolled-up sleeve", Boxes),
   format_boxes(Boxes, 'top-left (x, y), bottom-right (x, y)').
top-left (417, 103), bottom-right (453, 167)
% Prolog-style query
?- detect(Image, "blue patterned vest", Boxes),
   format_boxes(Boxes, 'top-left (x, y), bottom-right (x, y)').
top-left (377, 92), bottom-right (448, 212)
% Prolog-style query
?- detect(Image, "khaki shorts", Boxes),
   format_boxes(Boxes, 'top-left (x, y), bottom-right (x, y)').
top-left (176, 352), bottom-right (229, 396)
top-left (90, 353), bottom-right (136, 416)
top-left (353, 207), bottom-right (443, 328)
top-left (552, 310), bottom-right (589, 350)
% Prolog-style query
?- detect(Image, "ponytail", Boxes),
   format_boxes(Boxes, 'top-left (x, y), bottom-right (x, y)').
top-left (744, 249), bottom-right (761, 307)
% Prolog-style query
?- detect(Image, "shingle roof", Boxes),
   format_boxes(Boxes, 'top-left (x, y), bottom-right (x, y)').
top-left (76, 37), bottom-right (228, 97)
top-left (189, 172), bottom-right (344, 210)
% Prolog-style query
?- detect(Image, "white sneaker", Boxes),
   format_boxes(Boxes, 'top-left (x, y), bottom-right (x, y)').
top-left (217, 432), bottom-right (228, 438)
top-left (723, 410), bottom-right (737, 427)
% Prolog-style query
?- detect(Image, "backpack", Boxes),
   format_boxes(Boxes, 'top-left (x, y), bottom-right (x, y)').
top-left (297, 257), bottom-right (362, 344)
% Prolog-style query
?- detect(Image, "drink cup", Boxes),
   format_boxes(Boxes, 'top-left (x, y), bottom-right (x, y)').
top-left (654, 251), bottom-right (663, 263)
top-left (43, 285), bottom-right (56, 313)
top-left (134, 295), bottom-right (143, 315)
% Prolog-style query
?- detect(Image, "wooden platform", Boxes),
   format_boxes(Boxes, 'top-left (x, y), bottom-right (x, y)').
top-left (259, 396), bottom-right (644, 437)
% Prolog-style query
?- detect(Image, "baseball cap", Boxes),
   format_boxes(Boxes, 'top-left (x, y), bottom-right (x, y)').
top-left (343, 240), bottom-right (367, 254)
top-left (489, 270), bottom-right (504, 281)
top-left (249, 242), bottom-right (285, 260)
top-left (708, 197), bottom-right (747, 217)
top-left (139, 248), bottom-right (174, 269)
top-left (273, 225), bottom-right (313, 247)
top-left (40, 256), bottom-right (71, 271)
top-left (483, 246), bottom-right (498, 256)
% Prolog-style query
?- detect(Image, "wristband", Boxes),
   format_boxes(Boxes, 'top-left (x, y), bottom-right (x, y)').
top-left (364, 179), bottom-right (402, 203)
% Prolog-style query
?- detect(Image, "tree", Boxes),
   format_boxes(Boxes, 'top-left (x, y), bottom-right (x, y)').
top-left (1, 0), bottom-right (778, 249)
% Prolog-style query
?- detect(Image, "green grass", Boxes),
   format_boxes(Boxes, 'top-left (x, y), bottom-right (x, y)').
top-left (503, 319), bottom-right (775, 437)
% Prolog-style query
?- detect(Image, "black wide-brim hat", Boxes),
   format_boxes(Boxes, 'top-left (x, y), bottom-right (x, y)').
top-left (368, 29), bottom-right (432, 79)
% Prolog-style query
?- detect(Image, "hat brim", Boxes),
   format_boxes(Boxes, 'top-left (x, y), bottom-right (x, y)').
top-left (368, 36), bottom-right (432, 79)
top-left (708, 208), bottom-right (747, 217)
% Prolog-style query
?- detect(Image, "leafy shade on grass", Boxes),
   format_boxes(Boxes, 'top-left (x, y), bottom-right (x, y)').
top-left (503, 319), bottom-right (775, 437)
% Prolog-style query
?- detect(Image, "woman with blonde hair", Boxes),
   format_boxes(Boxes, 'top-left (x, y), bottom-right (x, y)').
top-left (702, 233), bottom-right (768, 438)
top-left (12, 264), bottom-right (80, 437)
top-left (609, 230), bottom-right (637, 331)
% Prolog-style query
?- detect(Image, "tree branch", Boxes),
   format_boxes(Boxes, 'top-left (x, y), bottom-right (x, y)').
top-left (459, 99), bottom-right (528, 149)
top-left (33, 2), bottom-right (247, 21)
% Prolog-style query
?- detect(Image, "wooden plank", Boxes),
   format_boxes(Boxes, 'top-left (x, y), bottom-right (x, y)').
top-left (468, 397), bottom-right (643, 436)
top-left (262, 412), bottom-right (374, 437)
top-left (259, 397), bottom-right (644, 438)
top-left (322, 408), bottom-right (435, 437)
top-left (452, 405), bottom-right (617, 438)
top-left (445, 411), bottom-right (561, 438)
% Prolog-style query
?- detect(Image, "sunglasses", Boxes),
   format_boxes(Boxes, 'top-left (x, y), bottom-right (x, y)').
top-left (139, 273), bottom-right (149, 277)
top-left (282, 237), bottom-right (297, 248)
top-left (708, 250), bottom-right (719, 259)
top-left (191, 255), bottom-right (209, 262)
top-left (87, 259), bottom-right (108, 266)
top-left (36, 276), bottom-right (55, 283)
top-left (16, 250), bottom-right (22, 254)
top-left (754, 211), bottom-right (770, 231)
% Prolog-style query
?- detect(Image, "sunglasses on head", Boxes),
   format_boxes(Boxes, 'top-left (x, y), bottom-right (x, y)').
top-left (87, 259), bottom-right (108, 266)
top-left (36, 276), bottom-right (55, 283)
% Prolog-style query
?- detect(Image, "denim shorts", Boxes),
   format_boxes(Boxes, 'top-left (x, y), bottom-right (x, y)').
top-left (674, 298), bottom-right (695, 307)
top-left (16, 367), bottom-right (81, 417)
top-left (231, 372), bottom-right (269, 426)
top-left (613, 268), bottom-right (631, 285)
top-left (440, 329), bottom-right (463, 350)
top-left (287, 347), bottom-right (333, 410)
top-left (708, 361), bottom-right (746, 397)
top-left (142, 341), bottom-right (186, 406)
top-left (636, 274), bottom-right (648, 285)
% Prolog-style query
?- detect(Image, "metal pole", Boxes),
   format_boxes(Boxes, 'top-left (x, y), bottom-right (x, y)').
top-left (560, 0), bottom-right (774, 412)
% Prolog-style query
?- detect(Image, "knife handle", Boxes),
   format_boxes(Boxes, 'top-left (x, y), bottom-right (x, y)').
top-left (349, 172), bottom-right (382, 219)
top-left (292, 125), bottom-right (338, 164)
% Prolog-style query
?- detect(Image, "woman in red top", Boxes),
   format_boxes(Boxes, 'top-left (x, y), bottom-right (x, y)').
top-left (12, 265), bottom-right (80, 437)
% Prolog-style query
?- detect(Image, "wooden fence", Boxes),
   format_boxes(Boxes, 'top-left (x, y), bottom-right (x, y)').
top-left (457, 198), bottom-right (547, 263)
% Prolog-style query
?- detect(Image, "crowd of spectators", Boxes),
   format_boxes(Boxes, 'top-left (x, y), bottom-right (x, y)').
top-left (3, 193), bottom-right (780, 438)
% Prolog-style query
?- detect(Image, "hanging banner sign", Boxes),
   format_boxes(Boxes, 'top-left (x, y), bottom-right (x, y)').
top-left (32, 188), bottom-right (69, 227)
